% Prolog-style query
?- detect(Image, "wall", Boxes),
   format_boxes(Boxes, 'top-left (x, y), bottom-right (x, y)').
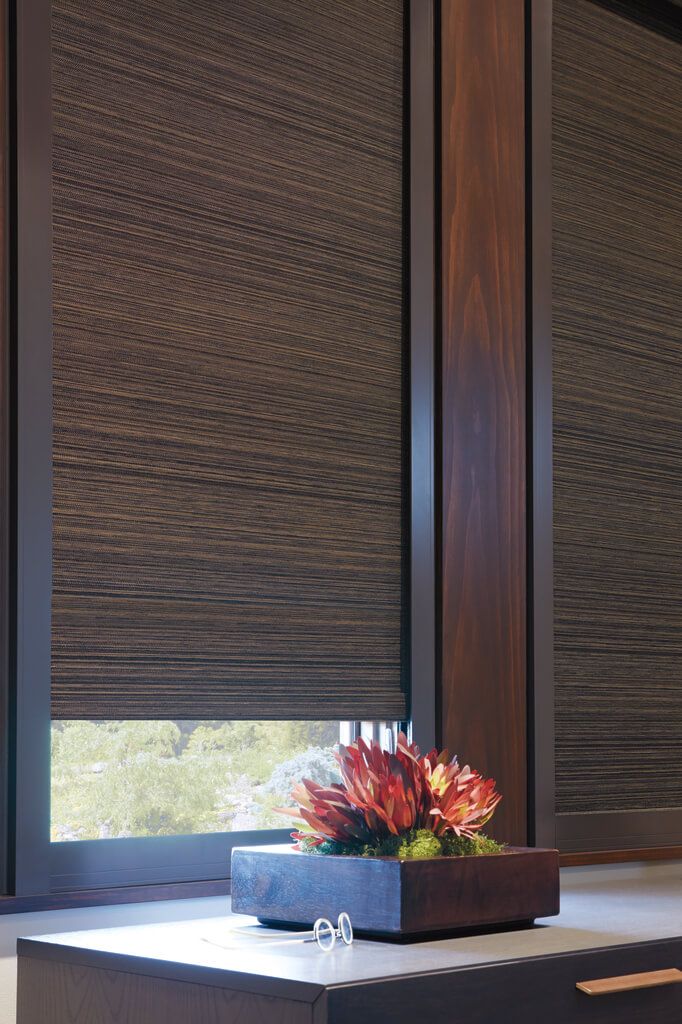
top-left (0, 896), bottom-right (226, 1024)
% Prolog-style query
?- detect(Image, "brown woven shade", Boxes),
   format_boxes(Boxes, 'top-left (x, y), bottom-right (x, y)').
top-left (553, 0), bottom-right (682, 811)
top-left (51, 0), bottom-right (407, 720)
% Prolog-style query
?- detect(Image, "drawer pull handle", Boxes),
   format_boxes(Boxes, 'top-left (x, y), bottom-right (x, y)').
top-left (577, 968), bottom-right (682, 996)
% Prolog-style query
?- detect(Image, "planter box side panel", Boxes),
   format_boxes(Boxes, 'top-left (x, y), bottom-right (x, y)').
top-left (400, 848), bottom-right (560, 932)
top-left (231, 847), bottom-right (403, 933)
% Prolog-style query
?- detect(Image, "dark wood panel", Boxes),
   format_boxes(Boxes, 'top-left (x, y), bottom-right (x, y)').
top-left (561, 847), bottom-right (682, 867)
top-left (330, 940), bottom-right (682, 1024)
top-left (51, 0), bottom-right (407, 720)
top-left (553, 0), bottom-right (682, 816)
top-left (440, 0), bottom-right (527, 845)
top-left (17, 957), bottom-right (313, 1024)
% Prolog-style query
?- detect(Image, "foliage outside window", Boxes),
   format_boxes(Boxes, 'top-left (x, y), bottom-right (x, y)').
top-left (51, 720), bottom-right (340, 842)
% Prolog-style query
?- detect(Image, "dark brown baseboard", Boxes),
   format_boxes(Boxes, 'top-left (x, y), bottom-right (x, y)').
top-left (560, 847), bottom-right (682, 867)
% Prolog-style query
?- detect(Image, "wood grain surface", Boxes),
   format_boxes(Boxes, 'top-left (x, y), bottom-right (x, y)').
top-left (576, 967), bottom-right (682, 996)
top-left (553, 0), bottom-right (682, 813)
top-left (16, 957), bottom-right (314, 1024)
top-left (560, 846), bottom-right (682, 867)
top-left (50, 0), bottom-right (407, 719)
top-left (232, 845), bottom-right (559, 937)
top-left (440, 0), bottom-right (527, 845)
top-left (330, 941), bottom-right (682, 1024)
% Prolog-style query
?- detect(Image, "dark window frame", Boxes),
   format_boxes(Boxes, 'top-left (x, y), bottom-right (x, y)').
top-left (529, 0), bottom-right (682, 858)
top-left (0, 0), bottom-right (9, 899)
top-left (3, 0), bottom-right (438, 899)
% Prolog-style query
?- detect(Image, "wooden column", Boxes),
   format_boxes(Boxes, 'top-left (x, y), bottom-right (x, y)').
top-left (440, 0), bottom-right (527, 845)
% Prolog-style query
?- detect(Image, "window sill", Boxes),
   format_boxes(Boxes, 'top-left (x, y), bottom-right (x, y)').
top-left (0, 878), bottom-right (230, 915)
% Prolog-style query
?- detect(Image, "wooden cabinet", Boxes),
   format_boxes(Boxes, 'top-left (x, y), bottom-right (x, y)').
top-left (15, 874), bottom-right (682, 1023)
top-left (17, 938), bottom-right (682, 1023)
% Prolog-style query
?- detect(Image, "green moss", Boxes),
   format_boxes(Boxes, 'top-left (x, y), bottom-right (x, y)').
top-left (381, 830), bottom-right (443, 859)
top-left (440, 832), bottom-right (504, 857)
top-left (299, 829), bottom-right (504, 859)
top-left (297, 837), bottom-right (361, 856)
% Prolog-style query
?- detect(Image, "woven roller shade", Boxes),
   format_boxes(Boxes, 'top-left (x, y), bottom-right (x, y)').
top-left (553, 0), bottom-right (682, 811)
top-left (51, 0), bottom-right (407, 720)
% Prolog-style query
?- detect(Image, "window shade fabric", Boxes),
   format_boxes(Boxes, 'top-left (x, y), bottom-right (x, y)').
top-left (51, 0), bottom-right (407, 720)
top-left (553, 0), bottom-right (682, 811)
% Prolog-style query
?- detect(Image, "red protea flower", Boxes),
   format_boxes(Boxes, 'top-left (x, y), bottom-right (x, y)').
top-left (335, 734), bottom-right (433, 836)
top-left (278, 732), bottom-right (501, 849)
top-left (278, 778), bottom-right (374, 847)
top-left (417, 743), bottom-right (502, 837)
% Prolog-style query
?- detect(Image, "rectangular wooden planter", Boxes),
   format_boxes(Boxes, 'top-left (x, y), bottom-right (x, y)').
top-left (231, 844), bottom-right (560, 940)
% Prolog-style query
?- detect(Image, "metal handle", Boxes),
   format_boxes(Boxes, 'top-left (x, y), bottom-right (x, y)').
top-left (576, 968), bottom-right (682, 996)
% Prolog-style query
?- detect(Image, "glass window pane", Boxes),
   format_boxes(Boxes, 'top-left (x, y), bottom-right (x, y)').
top-left (51, 720), bottom-right (341, 842)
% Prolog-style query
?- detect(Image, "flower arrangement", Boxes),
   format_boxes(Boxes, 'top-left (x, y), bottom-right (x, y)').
top-left (277, 732), bottom-right (503, 858)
